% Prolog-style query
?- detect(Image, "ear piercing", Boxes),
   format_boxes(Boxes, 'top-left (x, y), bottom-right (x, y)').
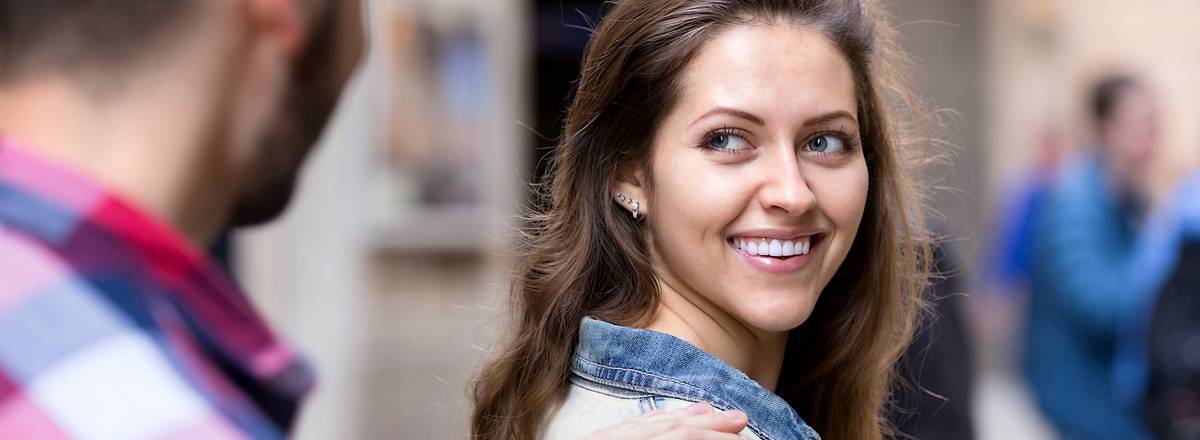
top-left (616, 193), bottom-right (641, 220)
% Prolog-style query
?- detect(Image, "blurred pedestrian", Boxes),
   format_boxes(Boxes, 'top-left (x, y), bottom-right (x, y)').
top-left (983, 125), bottom-right (1065, 297)
top-left (1023, 74), bottom-right (1159, 440)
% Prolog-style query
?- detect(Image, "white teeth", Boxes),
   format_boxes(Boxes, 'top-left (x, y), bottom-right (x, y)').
top-left (734, 236), bottom-right (815, 257)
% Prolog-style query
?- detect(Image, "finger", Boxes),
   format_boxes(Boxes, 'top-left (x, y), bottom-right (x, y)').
top-left (580, 404), bottom-right (744, 440)
top-left (614, 412), bottom-right (744, 438)
top-left (662, 412), bottom-right (744, 436)
top-left (649, 428), bottom-right (745, 440)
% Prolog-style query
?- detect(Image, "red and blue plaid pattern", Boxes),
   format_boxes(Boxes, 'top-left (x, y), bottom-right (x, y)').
top-left (0, 139), bottom-right (313, 439)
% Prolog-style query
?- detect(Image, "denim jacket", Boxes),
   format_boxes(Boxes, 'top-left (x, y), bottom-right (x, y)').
top-left (542, 317), bottom-right (821, 440)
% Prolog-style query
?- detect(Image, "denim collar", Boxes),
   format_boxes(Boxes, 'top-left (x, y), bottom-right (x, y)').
top-left (573, 317), bottom-right (820, 440)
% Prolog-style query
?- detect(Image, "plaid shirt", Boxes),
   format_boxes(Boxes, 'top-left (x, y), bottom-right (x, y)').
top-left (0, 140), bottom-right (313, 439)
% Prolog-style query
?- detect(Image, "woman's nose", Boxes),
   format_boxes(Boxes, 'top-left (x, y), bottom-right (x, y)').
top-left (757, 154), bottom-right (817, 216)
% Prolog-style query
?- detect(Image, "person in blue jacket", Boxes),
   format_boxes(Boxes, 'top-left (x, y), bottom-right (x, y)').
top-left (1024, 74), bottom-right (1160, 440)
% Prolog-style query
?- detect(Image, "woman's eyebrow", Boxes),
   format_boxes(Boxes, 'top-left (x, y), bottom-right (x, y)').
top-left (691, 108), bottom-right (858, 128)
top-left (804, 110), bottom-right (858, 127)
top-left (691, 107), bottom-right (766, 127)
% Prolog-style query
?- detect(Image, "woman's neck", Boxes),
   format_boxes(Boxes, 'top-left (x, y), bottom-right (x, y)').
top-left (644, 278), bottom-right (789, 391)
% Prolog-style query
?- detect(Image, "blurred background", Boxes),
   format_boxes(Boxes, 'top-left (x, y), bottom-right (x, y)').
top-left (225, 0), bottom-right (1200, 438)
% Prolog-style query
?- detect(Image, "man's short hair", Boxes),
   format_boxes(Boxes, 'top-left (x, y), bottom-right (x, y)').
top-left (0, 1), bottom-right (197, 81)
top-left (1089, 74), bottom-right (1139, 130)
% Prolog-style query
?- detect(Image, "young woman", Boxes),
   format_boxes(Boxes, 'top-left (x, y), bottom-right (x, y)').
top-left (473, 0), bottom-right (933, 439)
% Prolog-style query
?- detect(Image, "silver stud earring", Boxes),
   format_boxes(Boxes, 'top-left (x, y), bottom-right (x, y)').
top-left (615, 192), bottom-right (640, 220)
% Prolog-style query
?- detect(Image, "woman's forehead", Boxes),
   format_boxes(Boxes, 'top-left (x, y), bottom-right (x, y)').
top-left (673, 23), bottom-right (858, 129)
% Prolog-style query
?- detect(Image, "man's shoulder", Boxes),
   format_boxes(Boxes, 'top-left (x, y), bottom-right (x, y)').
top-left (0, 224), bottom-right (144, 351)
top-left (0, 330), bottom-right (244, 439)
top-left (0, 228), bottom-right (245, 439)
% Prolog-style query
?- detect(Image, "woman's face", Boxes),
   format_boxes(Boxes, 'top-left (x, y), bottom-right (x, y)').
top-left (629, 23), bottom-right (868, 334)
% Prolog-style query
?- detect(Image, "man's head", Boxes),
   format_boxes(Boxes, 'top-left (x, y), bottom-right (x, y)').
top-left (1090, 74), bottom-right (1161, 193)
top-left (0, 0), bottom-right (364, 228)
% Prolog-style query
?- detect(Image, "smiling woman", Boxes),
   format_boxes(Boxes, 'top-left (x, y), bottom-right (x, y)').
top-left (471, 1), bottom-right (934, 439)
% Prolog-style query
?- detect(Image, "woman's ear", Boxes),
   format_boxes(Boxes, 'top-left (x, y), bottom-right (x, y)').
top-left (612, 163), bottom-right (649, 219)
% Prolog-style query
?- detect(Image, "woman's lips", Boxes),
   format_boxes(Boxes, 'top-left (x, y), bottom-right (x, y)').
top-left (728, 234), bottom-right (824, 274)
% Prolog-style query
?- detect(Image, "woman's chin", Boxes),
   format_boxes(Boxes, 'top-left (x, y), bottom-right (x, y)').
top-left (736, 307), bottom-right (815, 334)
top-left (728, 289), bottom-right (820, 333)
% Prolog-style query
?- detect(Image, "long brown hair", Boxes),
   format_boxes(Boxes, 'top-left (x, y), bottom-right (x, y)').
top-left (472, 1), bottom-right (933, 439)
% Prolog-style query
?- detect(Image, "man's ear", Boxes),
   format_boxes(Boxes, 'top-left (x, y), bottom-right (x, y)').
top-left (612, 163), bottom-right (649, 218)
top-left (245, 0), bottom-right (308, 56)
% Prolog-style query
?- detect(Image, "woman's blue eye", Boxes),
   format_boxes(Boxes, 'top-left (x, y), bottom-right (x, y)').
top-left (707, 133), bottom-right (751, 151)
top-left (807, 134), bottom-right (845, 154)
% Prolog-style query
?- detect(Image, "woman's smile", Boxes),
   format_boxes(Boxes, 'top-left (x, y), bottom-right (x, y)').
top-left (727, 230), bottom-right (828, 274)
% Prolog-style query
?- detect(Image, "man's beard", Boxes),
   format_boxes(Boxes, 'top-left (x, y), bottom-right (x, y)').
top-left (225, 109), bottom-right (313, 227)
top-left (227, 2), bottom-right (355, 227)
